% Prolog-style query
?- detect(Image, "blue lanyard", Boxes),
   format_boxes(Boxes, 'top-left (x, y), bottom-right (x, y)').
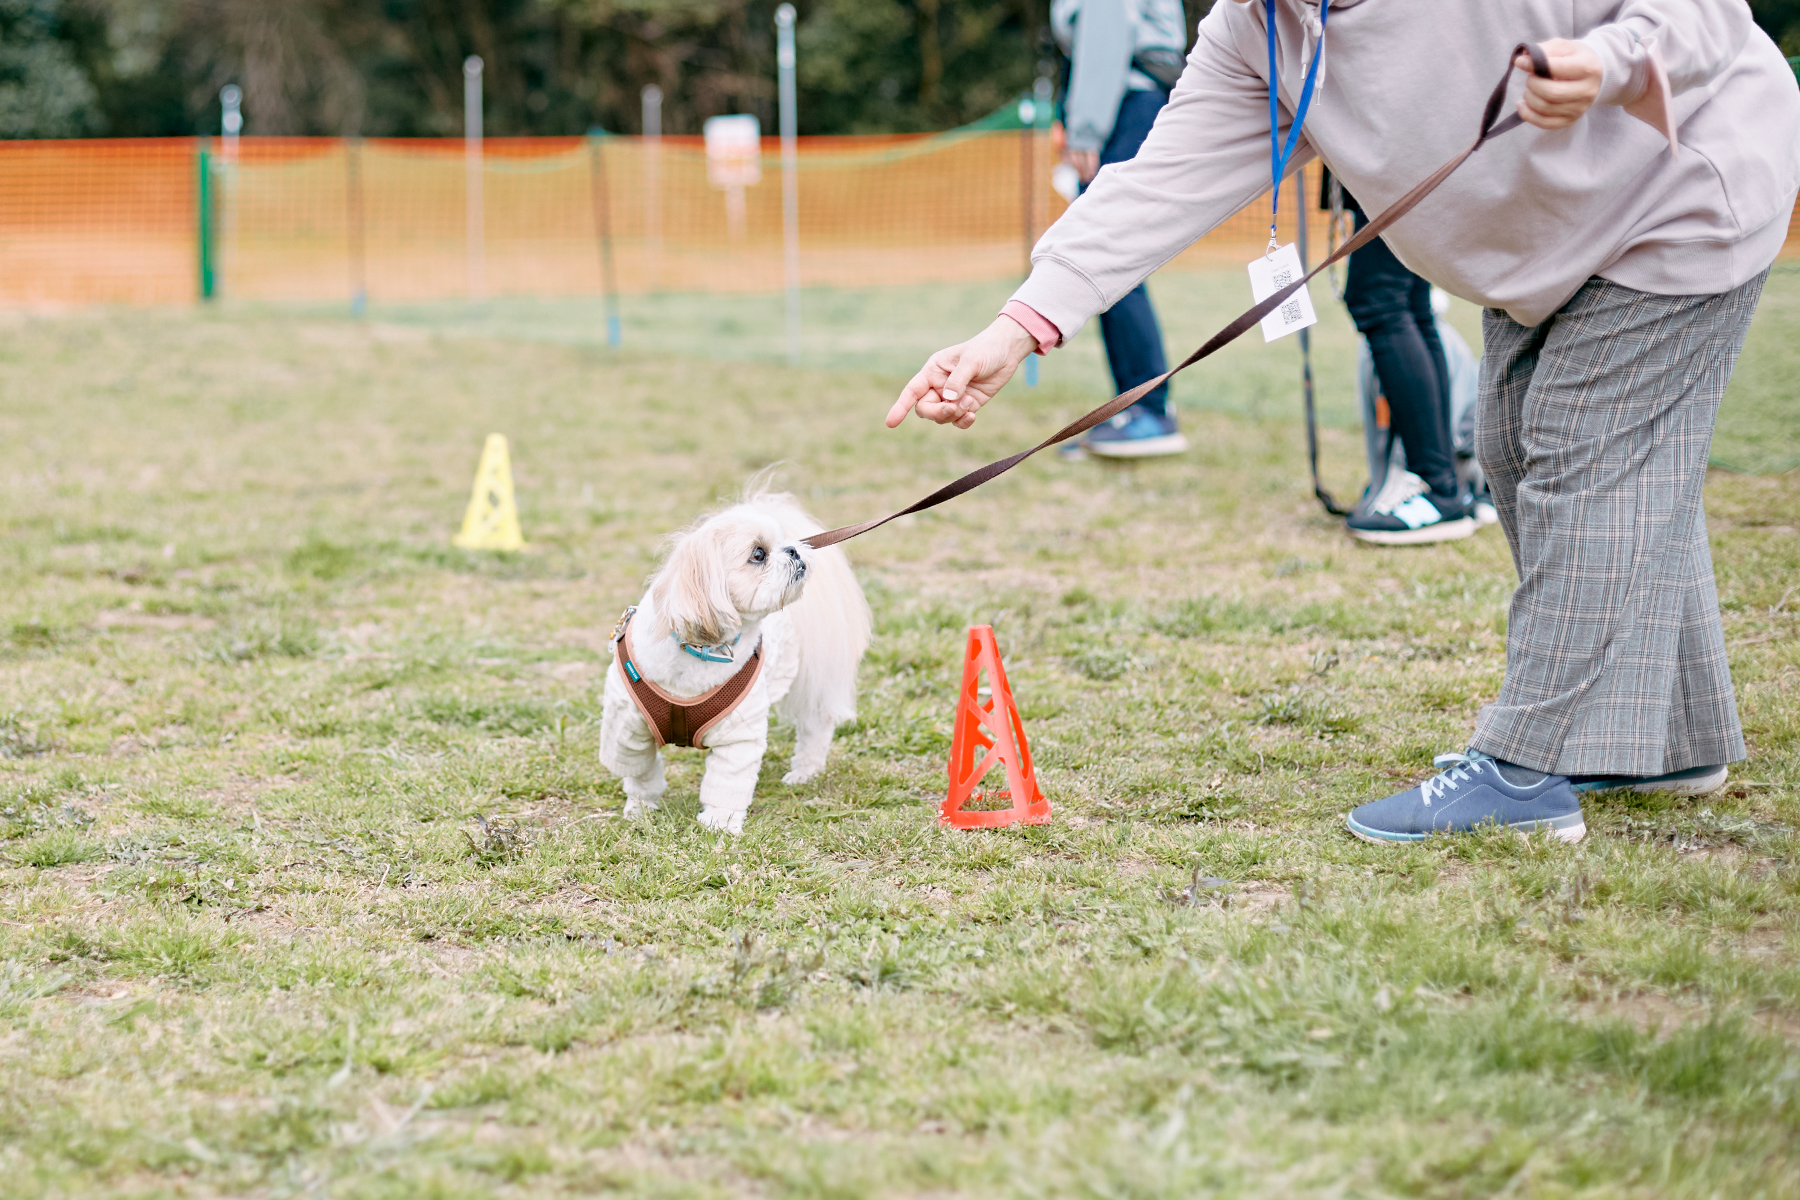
top-left (1266, 0), bottom-right (1327, 249)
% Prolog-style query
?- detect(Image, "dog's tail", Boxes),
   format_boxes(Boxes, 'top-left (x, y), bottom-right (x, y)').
top-left (752, 489), bottom-right (871, 729)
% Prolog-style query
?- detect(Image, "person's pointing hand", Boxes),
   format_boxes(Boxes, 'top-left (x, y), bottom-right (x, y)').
top-left (886, 315), bottom-right (1039, 430)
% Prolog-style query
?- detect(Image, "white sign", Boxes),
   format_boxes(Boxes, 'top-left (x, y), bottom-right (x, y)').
top-left (1246, 242), bottom-right (1318, 342)
top-left (704, 115), bottom-right (763, 188)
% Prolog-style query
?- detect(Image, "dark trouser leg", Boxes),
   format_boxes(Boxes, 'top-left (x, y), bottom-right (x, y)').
top-left (1087, 88), bottom-right (1170, 416)
top-left (1471, 274), bottom-right (1764, 777)
top-left (1408, 271), bottom-right (1452, 443)
top-left (1344, 213), bottom-right (1456, 497)
top-left (1098, 285), bottom-right (1169, 416)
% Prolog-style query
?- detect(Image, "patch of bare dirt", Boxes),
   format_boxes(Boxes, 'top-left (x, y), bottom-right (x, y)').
top-left (575, 1138), bottom-right (772, 1195)
top-left (538, 660), bottom-right (597, 681)
top-left (1734, 921), bottom-right (1795, 961)
top-left (1577, 991), bottom-right (1705, 1038)
top-left (1234, 881), bottom-right (1293, 915)
top-left (94, 609), bottom-right (215, 631)
top-left (1753, 1007), bottom-right (1800, 1043)
top-left (554, 626), bottom-right (614, 652)
top-left (1423, 858), bottom-right (1478, 888)
top-left (1573, 992), bottom-right (1800, 1045)
top-left (1164, 863), bottom-right (1291, 914)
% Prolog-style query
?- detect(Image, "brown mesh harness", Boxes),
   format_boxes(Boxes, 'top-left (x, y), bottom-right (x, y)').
top-left (611, 607), bottom-right (764, 749)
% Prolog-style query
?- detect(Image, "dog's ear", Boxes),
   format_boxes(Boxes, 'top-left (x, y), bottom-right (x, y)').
top-left (652, 523), bottom-right (739, 647)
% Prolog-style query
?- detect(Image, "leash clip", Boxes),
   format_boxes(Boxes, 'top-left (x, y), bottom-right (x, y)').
top-left (611, 606), bottom-right (637, 644)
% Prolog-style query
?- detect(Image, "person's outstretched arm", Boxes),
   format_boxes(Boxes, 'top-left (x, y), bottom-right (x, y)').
top-left (891, 2), bottom-right (1279, 430)
top-left (887, 0), bottom-right (1740, 433)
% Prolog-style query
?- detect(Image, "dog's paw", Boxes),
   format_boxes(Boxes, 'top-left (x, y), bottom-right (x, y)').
top-left (622, 796), bottom-right (660, 819)
top-left (696, 807), bottom-right (745, 835)
top-left (782, 764), bottom-right (822, 786)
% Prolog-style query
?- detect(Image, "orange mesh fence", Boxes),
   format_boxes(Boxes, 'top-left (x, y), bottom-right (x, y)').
top-left (1, 134), bottom-right (1796, 308)
top-left (0, 139), bottom-right (197, 306)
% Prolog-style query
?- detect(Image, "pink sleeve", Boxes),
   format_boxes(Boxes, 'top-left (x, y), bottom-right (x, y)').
top-left (1000, 300), bottom-right (1063, 353)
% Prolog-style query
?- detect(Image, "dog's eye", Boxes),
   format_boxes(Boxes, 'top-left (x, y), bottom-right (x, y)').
top-left (749, 545), bottom-right (767, 564)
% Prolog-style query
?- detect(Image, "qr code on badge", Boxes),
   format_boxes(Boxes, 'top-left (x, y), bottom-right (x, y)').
top-left (1270, 266), bottom-right (1301, 324)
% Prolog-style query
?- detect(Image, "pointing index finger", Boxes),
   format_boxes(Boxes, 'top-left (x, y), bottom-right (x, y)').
top-left (887, 371), bottom-right (936, 428)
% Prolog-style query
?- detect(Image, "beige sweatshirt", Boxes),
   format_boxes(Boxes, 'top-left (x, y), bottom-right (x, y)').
top-left (1014, 0), bottom-right (1800, 332)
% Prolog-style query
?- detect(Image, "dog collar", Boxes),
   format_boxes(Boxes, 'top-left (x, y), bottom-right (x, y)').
top-left (673, 633), bottom-right (741, 663)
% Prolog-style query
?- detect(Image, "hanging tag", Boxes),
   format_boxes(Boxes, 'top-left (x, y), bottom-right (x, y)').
top-left (1246, 243), bottom-right (1318, 343)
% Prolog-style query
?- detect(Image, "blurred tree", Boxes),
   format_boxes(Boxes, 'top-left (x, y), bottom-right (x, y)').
top-left (1751, 0), bottom-right (1800, 53)
top-left (0, 0), bottom-right (102, 136)
top-left (797, 0), bottom-right (1046, 133)
top-left (1, 0), bottom-right (1055, 136)
top-left (1, 0), bottom-right (1793, 139)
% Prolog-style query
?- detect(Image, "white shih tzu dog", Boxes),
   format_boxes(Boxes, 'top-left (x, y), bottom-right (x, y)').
top-left (599, 491), bottom-right (871, 833)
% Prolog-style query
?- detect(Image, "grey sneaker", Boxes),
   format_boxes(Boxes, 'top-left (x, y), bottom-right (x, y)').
top-left (1346, 750), bottom-right (1585, 845)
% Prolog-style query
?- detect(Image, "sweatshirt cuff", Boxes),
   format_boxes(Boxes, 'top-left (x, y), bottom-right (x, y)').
top-left (1582, 27), bottom-right (1679, 156)
top-left (1009, 257), bottom-right (1108, 346)
top-left (1000, 300), bottom-right (1062, 352)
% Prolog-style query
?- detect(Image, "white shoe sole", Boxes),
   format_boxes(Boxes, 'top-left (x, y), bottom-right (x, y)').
top-left (1641, 766), bottom-right (1728, 796)
top-left (1346, 815), bottom-right (1587, 846)
top-left (1349, 517), bottom-right (1478, 546)
top-left (1086, 432), bottom-right (1190, 459)
top-left (1575, 765), bottom-right (1728, 798)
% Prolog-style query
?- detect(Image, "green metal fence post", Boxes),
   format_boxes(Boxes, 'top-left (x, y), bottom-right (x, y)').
top-left (197, 139), bottom-right (215, 301)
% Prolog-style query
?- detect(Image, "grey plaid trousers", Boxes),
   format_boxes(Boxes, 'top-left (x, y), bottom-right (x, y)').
top-left (1470, 272), bottom-right (1766, 777)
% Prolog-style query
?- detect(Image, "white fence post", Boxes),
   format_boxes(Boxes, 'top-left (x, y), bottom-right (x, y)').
top-left (776, 3), bottom-right (800, 366)
top-left (218, 85), bottom-right (241, 299)
top-left (464, 55), bottom-right (484, 301)
top-left (641, 84), bottom-right (662, 291)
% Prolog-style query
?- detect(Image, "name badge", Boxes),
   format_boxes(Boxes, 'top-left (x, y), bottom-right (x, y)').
top-left (1246, 243), bottom-right (1318, 343)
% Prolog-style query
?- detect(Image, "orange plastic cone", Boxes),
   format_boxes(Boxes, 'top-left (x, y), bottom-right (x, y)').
top-left (941, 625), bottom-right (1050, 829)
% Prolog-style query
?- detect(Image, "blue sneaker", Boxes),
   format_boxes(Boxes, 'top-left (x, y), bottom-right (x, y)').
top-left (1346, 750), bottom-right (1586, 845)
top-left (1084, 405), bottom-right (1188, 459)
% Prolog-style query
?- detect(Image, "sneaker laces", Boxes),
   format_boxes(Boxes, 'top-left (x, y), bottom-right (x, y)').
top-left (1366, 470), bottom-right (1429, 517)
top-left (1418, 748), bottom-right (1493, 806)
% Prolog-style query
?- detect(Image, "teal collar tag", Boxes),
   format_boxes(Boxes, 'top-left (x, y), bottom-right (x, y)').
top-left (674, 632), bottom-right (740, 663)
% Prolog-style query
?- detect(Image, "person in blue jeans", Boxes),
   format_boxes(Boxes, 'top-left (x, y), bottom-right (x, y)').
top-left (1053, 0), bottom-right (1190, 458)
top-left (1338, 190), bottom-right (1475, 544)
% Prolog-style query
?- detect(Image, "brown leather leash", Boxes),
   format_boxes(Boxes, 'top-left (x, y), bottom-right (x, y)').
top-left (805, 43), bottom-right (1552, 552)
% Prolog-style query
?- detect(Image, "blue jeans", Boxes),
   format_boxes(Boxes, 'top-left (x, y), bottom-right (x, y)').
top-left (1084, 88), bottom-right (1171, 417)
top-left (1343, 206), bottom-right (1456, 496)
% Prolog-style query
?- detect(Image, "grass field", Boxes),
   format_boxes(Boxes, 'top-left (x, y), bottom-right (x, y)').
top-left (0, 268), bottom-right (1797, 1198)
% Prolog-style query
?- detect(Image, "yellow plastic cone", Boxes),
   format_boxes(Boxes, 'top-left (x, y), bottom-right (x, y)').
top-left (452, 433), bottom-right (525, 551)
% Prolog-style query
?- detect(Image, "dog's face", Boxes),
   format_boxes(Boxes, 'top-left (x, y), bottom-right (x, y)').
top-left (652, 507), bottom-right (810, 646)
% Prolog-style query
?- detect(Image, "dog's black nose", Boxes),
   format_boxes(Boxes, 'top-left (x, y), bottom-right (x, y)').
top-left (783, 545), bottom-right (802, 561)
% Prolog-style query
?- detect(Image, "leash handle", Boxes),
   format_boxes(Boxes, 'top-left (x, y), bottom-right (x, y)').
top-left (805, 43), bottom-right (1552, 551)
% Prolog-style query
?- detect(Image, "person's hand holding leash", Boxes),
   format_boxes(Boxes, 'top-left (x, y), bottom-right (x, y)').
top-left (886, 315), bottom-right (1038, 429)
top-left (1514, 38), bottom-right (1602, 128)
